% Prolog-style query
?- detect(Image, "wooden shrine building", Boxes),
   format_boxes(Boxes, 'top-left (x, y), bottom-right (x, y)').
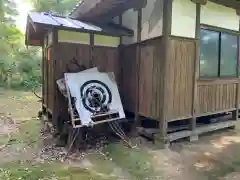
top-left (26, 0), bottom-right (240, 146)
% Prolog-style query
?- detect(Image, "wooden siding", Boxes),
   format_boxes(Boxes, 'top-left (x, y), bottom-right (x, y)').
top-left (165, 36), bottom-right (196, 121)
top-left (120, 37), bottom-right (165, 118)
top-left (47, 46), bottom-right (54, 113)
top-left (56, 43), bottom-right (90, 80)
top-left (51, 43), bottom-right (120, 120)
top-left (42, 47), bottom-right (47, 106)
top-left (197, 80), bottom-right (237, 115)
top-left (120, 44), bottom-right (137, 112)
top-left (92, 46), bottom-right (120, 83)
top-left (138, 41), bottom-right (154, 117)
top-left (54, 43), bottom-right (91, 119)
top-left (139, 38), bottom-right (165, 119)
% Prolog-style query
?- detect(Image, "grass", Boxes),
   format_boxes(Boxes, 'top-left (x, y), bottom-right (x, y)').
top-left (0, 162), bottom-right (117, 180)
top-left (0, 89), bottom-right (41, 118)
top-left (3, 89), bottom-right (240, 179)
top-left (9, 119), bottom-right (41, 148)
top-left (103, 143), bottom-right (156, 180)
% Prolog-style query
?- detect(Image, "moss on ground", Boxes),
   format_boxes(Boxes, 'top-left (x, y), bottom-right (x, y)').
top-left (8, 119), bottom-right (41, 148)
top-left (103, 143), bottom-right (156, 180)
top-left (0, 161), bottom-right (117, 180)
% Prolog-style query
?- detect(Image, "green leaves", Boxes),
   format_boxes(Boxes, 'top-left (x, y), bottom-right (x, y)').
top-left (26, 0), bottom-right (78, 15)
top-left (0, 0), bottom-right (78, 89)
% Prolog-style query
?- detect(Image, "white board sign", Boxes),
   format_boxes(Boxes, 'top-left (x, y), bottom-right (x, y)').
top-left (64, 68), bottom-right (125, 126)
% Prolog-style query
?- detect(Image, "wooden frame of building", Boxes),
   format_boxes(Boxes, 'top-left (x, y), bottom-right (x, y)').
top-left (25, 12), bottom-right (133, 132)
top-left (71, 0), bottom-right (240, 144)
top-left (26, 0), bottom-right (240, 146)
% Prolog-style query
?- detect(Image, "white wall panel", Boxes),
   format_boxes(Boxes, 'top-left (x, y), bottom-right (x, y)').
top-left (171, 0), bottom-right (196, 38)
top-left (122, 9), bottom-right (138, 44)
top-left (201, 2), bottom-right (239, 31)
top-left (141, 0), bottom-right (163, 41)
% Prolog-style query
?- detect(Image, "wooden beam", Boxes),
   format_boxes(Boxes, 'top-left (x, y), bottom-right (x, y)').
top-left (81, 0), bottom-right (130, 22)
top-left (90, 33), bottom-right (94, 68)
top-left (155, 0), bottom-right (173, 147)
top-left (41, 44), bottom-right (45, 111)
top-left (233, 17), bottom-right (240, 122)
top-left (167, 120), bottom-right (236, 142)
top-left (191, 0), bottom-right (207, 5)
top-left (84, 0), bottom-right (145, 23)
top-left (209, 0), bottom-right (240, 9)
top-left (131, 7), bottom-right (142, 136)
top-left (119, 15), bottom-right (123, 44)
top-left (189, 2), bottom-right (201, 141)
top-left (52, 28), bottom-right (59, 129)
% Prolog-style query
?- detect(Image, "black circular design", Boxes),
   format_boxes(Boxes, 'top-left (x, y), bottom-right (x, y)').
top-left (80, 80), bottom-right (112, 113)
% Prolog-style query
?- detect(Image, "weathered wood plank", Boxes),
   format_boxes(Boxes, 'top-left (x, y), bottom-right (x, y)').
top-left (197, 82), bottom-right (237, 115)
top-left (165, 37), bottom-right (195, 121)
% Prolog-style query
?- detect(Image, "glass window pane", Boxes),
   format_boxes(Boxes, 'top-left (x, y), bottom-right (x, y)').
top-left (200, 29), bottom-right (220, 77)
top-left (220, 33), bottom-right (237, 77)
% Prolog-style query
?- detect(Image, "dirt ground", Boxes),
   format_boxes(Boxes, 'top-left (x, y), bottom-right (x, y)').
top-left (0, 89), bottom-right (240, 180)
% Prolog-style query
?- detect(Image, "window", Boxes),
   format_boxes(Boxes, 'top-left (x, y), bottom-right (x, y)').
top-left (200, 29), bottom-right (238, 77)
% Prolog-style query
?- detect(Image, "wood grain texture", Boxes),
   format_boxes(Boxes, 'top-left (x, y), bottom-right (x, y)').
top-left (120, 37), bottom-right (165, 119)
top-left (92, 46), bottom-right (120, 84)
top-left (42, 47), bottom-right (47, 106)
top-left (197, 81), bottom-right (237, 115)
top-left (139, 38), bottom-right (163, 118)
top-left (120, 44), bottom-right (137, 112)
top-left (47, 46), bottom-right (54, 113)
top-left (165, 37), bottom-right (196, 121)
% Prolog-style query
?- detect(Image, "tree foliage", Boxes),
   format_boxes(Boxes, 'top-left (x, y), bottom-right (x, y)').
top-left (0, 0), bottom-right (78, 89)
top-left (26, 0), bottom-right (78, 15)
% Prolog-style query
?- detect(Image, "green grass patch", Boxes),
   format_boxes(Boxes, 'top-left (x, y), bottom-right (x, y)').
top-left (0, 162), bottom-right (52, 180)
top-left (87, 153), bottom-right (118, 176)
top-left (0, 161), bottom-right (117, 180)
top-left (103, 143), bottom-right (156, 180)
top-left (9, 119), bottom-right (41, 148)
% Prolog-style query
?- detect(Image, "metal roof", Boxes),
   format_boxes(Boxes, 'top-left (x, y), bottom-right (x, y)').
top-left (69, 0), bottom-right (131, 21)
top-left (28, 12), bottom-right (133, 36)
top-left (29, 12), bottom-right (101, 32)
top-left (69, 0), bottom-right (83, 16)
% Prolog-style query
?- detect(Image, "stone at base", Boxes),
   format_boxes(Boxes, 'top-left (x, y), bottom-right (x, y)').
top-left (187, 134), bottom-right (199, 142)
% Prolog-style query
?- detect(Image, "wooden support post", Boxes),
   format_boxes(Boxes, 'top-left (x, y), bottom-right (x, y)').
top-left (154, 0), bottom-right (172, 148)
top-left (118, 15), bottom-right (124, 92)
top-left (131, 7), bottom-right (142, 136)
top-left (44, 33), bottom-right (49, 119)
top-left (188, 2), bottom-right (201, 142)
top-left (119, 15), bottom-right (123, 45)
top-left (232, 18), bottom-right (240, 124)
top-left (89, 33), bottom-right (94, 68)
top-left (41, 44), bottom-right (45, 113)
top-left (52, 28), bottom-right (60, 133)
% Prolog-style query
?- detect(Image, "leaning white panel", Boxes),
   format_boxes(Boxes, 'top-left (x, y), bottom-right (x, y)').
top-left (64, 70), bottom-right (125, 127)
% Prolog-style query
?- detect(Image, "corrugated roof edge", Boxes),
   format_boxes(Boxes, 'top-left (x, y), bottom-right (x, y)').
top-left (27, 11), bottom-right (134, 37)
top-left (68, 0), bottom-right (83, 17)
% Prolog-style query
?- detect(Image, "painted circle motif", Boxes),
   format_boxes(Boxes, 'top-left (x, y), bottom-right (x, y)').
top-left (80, 80), bottom-right (112, 113)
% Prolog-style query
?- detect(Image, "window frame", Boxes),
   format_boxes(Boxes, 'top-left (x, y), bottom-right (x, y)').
top-left (199, 24), bottom-right (240, 79)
